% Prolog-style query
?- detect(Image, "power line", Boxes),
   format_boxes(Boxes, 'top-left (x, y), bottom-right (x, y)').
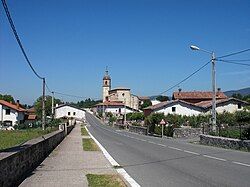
top-left (217, 48), bottom-right (250, 59)
top-left (159, 60), bottom-right (211, 95)
top-left (217, 59), bottom-right (250, 67)
top-left (1, 0), bottom-right (44, 80)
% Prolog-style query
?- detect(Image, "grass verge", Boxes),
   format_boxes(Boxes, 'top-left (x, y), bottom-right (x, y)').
top-left (81, 127), bottom-right (89, 136)
top-left (86, 174), bottom-right (126, 187)
top-left (82, 138), bottom-right (100, 151)
top-left (0, 128), bottom-right (57, 151)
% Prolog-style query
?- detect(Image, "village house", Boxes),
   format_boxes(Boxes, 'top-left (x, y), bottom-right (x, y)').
top-left (144, 90), bottom-right (248, 117)
top-left (0, 100), bottom-right (25, 126)
top-left (54, 104), bottom-right (86, 122)
top-left (95, 101), bottom-right (139, 117)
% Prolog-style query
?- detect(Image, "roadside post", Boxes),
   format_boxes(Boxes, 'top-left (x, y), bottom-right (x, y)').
top-left (160, 119), bottom-right (166, 138)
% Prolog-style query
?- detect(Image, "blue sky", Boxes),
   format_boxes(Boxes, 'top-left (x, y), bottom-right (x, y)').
top-left (1, 0), bottom-right (250, 104)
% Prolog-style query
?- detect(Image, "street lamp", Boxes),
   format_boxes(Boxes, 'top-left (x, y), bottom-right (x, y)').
top-left (190, 45), bottom-right (217, 132)
top-left (122, 93), bottom-right (126, 127)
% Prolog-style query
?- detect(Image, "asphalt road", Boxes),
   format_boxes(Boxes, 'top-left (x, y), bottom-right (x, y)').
top-left (86, 113), bottom-right (250, 187)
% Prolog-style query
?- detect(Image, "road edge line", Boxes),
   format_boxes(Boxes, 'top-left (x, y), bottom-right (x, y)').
top-left (85, 126), bottom-right (141, 187)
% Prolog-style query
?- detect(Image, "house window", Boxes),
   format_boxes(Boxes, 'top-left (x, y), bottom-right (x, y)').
top-left (73, 112), bottom-right (76, 116)
top-left (238, 103), bottom-right (242, 109)
top-left (68, 112), bottom-right (70, 116)
top-left (6, 109), bottom-right (11, 115)
top-left (172, 107), bottom-right (176, 112)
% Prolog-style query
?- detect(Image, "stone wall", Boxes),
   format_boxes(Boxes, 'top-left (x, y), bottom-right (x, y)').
top-left (173, 128), bottom-right (203, 138)
top-left (129, 126), bottom-right (148, 135)
top-left (200, 134), bottom-right (250, 151)
top-left (0, 125), bottom-right (75, 187)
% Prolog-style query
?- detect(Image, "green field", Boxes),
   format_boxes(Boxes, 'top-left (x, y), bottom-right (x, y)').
top-left (82, 138), bottom-right (100, 151)
top-left (0, 128), bottom-right (57, 151)
top-left (86, 174), bottom-right (126, 187)
top-left (81, 127), bottom-right (89, 136)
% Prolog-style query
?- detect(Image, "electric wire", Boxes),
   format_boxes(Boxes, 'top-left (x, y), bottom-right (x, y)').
top-left (217, 48), bottom-right (250, 59)
top-left (1, 0), bottom-right (44, 80)
top-left (159, 60), bottom-right (211, 95)
top-left (217, 59), bottom-right (250, 67)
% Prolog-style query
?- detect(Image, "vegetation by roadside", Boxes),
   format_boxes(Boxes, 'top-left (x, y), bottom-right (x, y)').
top-left (82, 138), bottom-right (100, 151)
top-left (86, 174), bottom-right (126, 187)
top-left (81, 127), bottom-right (89, 136)
top-left (0, 127), bottom-right (57, 150)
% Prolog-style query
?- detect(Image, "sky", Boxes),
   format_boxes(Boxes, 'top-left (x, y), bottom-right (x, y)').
top-left (0, 0), bottom-right (250, 104)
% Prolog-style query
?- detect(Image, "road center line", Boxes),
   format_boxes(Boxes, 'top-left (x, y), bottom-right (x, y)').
top-left (168, 146), bottom-right (182, 151)
top-left (157, 143), bottom-right (166, 147)
top-left (232, 161), bottom-right (250, 167)
top-left (203, 155), bottom-right (227, 161)
top-left (183, 150), bottom-right (200, 155)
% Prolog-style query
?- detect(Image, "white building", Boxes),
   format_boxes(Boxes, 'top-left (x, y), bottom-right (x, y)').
top-left (144, 98), bottom-right (248, 116)
top-left (54, 104), bottom-right (86, 122)
top-left (144, 100), bottom-right (204, 116)
top-left (0, 100), bottom-right (25, 126)
top-left (95, 101), bottom-right (139, 117)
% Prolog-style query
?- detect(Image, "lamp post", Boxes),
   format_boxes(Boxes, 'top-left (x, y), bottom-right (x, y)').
top-left (190, 45), bottom-right (217, 132)
top-left (122, 93), bottom-right (126, 127)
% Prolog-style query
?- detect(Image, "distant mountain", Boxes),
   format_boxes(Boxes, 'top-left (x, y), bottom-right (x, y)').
top-left (224, 87), bottom-right (250, 97)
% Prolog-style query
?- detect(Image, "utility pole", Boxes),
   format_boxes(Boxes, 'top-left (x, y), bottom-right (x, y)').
top-left (42, 78), bottom-right (46, 130)
top-left (52, 91), bottom-right (54, 119)
top-left (211, 52), bottom-right (217, 132)
top-left (124, 98), bottom-right (126, 127)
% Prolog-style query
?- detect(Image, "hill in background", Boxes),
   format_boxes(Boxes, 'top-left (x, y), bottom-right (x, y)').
top-left (224, 87), bottom-right (250, 97)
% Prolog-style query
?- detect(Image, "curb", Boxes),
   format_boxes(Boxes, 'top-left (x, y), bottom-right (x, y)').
top-left (85, 126), bottom-right (140, 187)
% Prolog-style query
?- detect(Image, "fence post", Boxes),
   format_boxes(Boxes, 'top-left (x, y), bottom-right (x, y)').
top-left (240, 124), bottom-right (242, 140)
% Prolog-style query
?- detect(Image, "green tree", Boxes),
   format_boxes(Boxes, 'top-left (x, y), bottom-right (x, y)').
top-left (0, 94), bottom-right (15, 103)
top-left (34, 95), bottom-right (62, 119)
top-left (156, 95), bottom-right (169, 102)
top-left (141, 100), bottom-right (152, 109)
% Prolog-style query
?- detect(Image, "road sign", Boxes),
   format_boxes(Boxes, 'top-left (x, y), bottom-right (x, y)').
top-left (160, 119), bottom-right (166, 125)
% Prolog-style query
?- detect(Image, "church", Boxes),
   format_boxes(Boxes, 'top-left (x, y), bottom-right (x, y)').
top-left (102, 69), bottom-right (139, 111)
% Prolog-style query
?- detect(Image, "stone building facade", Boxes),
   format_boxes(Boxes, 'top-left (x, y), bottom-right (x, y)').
top-left (102, 70), bottom-right (139, 110)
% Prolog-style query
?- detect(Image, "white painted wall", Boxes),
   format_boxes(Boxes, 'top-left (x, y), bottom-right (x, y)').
top-left (151, 100), bottom-right (161, 106)
top-left (55, 106), bottom-right (86, 120)
top-left (205, 102), bottom-right (243, 114)
top-left (0, 104), bottom-right (25, 126)
top-left (97, 105), bottom-right (135, 116)
top-left (155, 103), bottom-right (202, 116)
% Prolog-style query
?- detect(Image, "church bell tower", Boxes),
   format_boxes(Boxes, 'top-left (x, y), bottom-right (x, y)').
top-left (102, 68), bottom-right (111, 102)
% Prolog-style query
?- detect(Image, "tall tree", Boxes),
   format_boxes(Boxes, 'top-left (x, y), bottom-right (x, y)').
top-left (34, 95), bottom-right (62, 119)
top-left (0, 94), bottom-right (15, 103)
top-left (156, 95), bottom-right (169, 102)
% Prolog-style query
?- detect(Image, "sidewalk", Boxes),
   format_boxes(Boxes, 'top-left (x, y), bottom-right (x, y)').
top-left (20, 123), bottom-right (116, 187)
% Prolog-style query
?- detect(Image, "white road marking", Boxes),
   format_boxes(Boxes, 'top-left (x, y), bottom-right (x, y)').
top-left (148, 141), bottom-right (157, 144)
top-left (203, 155), bottom-right (227, 162)
top-left (168, 146), bottom-right (182, 151)
top-left (232, 161), bottom-right (250, 167)
top-left (140, 139), bottom-right (147, 142)
top-left (183, 150), bottom-right (200, 155)
top-left (157, 144), bottom-right (166, 147)
top-left (85, 126), bottom-right (141, 187)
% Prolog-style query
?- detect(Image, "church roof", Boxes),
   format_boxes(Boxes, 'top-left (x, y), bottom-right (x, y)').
top-left (110, 87), bottom-right (130, 91)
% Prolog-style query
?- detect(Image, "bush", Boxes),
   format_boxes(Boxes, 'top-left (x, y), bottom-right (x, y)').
top-left (242, 127), bottom-right (250, 140)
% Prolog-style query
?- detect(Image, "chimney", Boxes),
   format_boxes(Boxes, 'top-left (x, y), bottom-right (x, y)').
top-left (217, 88), bottom-right (221, 92)
top-left (178, 88), bottom-right (182, 93)
top-left (16, 100), bottom-right (20, 108)
top-left (56, 104), bottom-right (59, 107)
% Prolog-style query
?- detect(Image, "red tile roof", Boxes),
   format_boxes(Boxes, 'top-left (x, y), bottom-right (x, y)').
top-left (0, 100), bottom-right (25, 112)
top-left (173, 91), bottom-right (227, 100)
top-left (144, 100), bottom-right (204, 111)
top-left (195, 98), bottom-right (249, 108)
top-left (96, 101), bottom-right (125, 106)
